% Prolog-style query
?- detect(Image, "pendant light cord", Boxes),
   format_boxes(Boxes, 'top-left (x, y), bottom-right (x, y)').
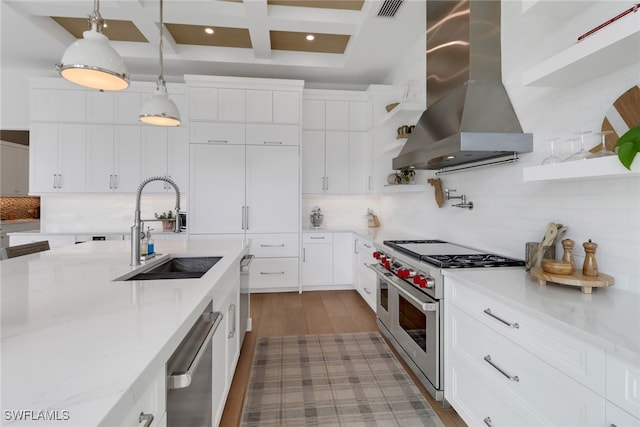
top-left (157, 0), bottom-right (166, 89)
top-left (90, 0), bottom-right (105, 33)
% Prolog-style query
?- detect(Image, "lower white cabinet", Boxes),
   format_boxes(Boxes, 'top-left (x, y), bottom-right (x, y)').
top-left (211, 301), bottom-right (229, 427)
top-left (1, 221), bottom-right (40, 248)
top-left (114, 368), bottom-right (166, 427)
top-left (302, 232), bottom-right (333, 287)
top-left (353, 236), bottom-right (376, 311)
top-left (444, 276), bottom-right (640, 426)
top-left (302, 232), bottom-right (353, 289)
top-left (250, 257), bottom-right (299, 292)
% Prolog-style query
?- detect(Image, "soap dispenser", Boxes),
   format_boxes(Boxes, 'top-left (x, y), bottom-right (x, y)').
top-left (147, 227), bottom-right (155, 256)
top-left (140, 227), bottom-right (148, 257)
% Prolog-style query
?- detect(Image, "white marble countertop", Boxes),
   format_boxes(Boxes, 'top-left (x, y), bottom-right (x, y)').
top-left (1, 238), bottom-right (247, 426)
top-left (0, 219), bottom-right (40, 225)
top-left (443, 268), bottom-right (640, 360)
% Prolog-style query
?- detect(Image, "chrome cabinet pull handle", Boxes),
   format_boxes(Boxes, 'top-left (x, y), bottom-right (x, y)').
top-left (368, 176), bottom-right (372, 190)
top-left (263, 141), bottom-right (282, 145)
top-left (245, 206), bottom-right (249, 230)
top-left (228, 304), bottom-right (236, 339)
top-left (114, 174), bottom-right (118, 189)
top-left (325, 176), bottom-right (329, 190)
top-left (364, 243), bottom-right (372, 249)
top-left (363, 287), bottom-right (371, 295)
top-left (109, 174), bottom-right (113, 189)
top-left (303, 248), bottom-right (306, 262)
top-left (139, 412), bottom-right (154, 427)
top-left (57, 174), bottom-right (62, 189)
top-left (53, 174), bottom-right (57, 189)
top-left (208, 139), bottom-right (228, 144)
top-left (260, 244), bottom-right (285, 247)
top-left (484, 355), bottom-right (519, 382)
top-left (354, 238), bottom-right (359, 254)
top-left (310, 236), bottom-right (325, 240)
top-left (168, 312), bottom-right (223, 389)
top-left (260, 271), bottom-right (285, 275)
top-left (241, 206), bottom-right (246, 230)
top-left (484, 308), bottom-right (519, 329)
top-left (484, 416), bottom-right (492, 426)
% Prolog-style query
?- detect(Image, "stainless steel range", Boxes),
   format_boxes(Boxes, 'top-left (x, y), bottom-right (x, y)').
top-left (369, 239), bottom-right (524, 402)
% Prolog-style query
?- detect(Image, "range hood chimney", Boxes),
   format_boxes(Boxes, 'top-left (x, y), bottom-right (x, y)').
top-left (393, 0), bottom-right (532, 170)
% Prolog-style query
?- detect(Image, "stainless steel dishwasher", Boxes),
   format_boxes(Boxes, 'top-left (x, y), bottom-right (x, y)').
top-left (166, 301), bottom-right (222, 427)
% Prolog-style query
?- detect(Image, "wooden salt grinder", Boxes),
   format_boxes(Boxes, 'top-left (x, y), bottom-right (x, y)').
top-left (582, 239), bottom-right (598, 277)
top-left (561, 239), bottom-right (575, 272)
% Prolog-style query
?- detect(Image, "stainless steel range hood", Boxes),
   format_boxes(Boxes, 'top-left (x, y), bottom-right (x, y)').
top-left (393, 0), bottom-right (532, 170)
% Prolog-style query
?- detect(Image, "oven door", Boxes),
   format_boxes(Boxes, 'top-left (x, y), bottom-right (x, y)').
top-left (392, 280), bottom-right (440, 389)
top-left (369, 264), bottom-right (392, 330)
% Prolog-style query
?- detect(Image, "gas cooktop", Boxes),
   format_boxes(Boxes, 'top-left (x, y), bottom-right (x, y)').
top-left (383, 240), bottom-right (525, 269)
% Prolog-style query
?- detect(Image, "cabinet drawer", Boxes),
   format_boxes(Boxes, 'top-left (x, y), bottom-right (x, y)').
top-left (189, 122), bottom-right (245, 145)
top-left (448, 279), bottom-right (605, 393)
top-left (303, 232), bottom-right (333, 243)
top-left (606, 351), bottom-right (640, 417)
top-left (246, 124), bottom-right (299, 146)
top-left (447, 352), bottom-right (532, 427)
top-left (606, 400), bottom-right (640, 427)
top-left (448, 304), bottom-right (604, 426)
top-left (107, 368), bottom-right (165, 427)
top-left (249, 257), bottom-right (299, 290)
top-left (247, 233), bottom-right (299, 257)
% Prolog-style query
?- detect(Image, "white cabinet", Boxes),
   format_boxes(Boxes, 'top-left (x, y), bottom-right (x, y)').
top-left (245, 145), bottom-right (299, 233)
top-left (302, 232), bottom-right (333, 288)
top-left (1, 221), bottom-right (40, 248)
top-left (445, 277), bottom-right (610, 426)
top-left (86, 91), bottom-right (115, 123)
top-left (606, 351), bottom-right (640, 419)
top-left (189, 87), bottom-right (218, 121)
top-left (353, 236), bottom-right (376, 311)
top-left (86, 125), bottom-right (141, 192)
top-left (246, 90), bottom-right (300, 124)
top-left (301, 130), bottom-right (350, 194)
top-left (1, 141), bottom-right (29, 196)
top-left (218, 89), bottom-right (246, 122)
top-left (29, 123), bottom-right (86, 193)
top-left (141, 126), bottom-right (189, 194)
top-left (112, 368), bottom-right (166, 427)
top-left (190, 122), bottom-right (245, 145)
top-left (223, 281), bottom-right (241, 384)
top-left (301, 92), bottom-right (372, 194)
top-left (189, 144), bottom-right (246, 234)
top-left (348, 131), bottom-right (373, 194)
top-left (606, 400), bottom-right (640, 427)
top-left (302, 232), bottom-right (353, 289)
top-left (30, 88), bottom-right (86, 122)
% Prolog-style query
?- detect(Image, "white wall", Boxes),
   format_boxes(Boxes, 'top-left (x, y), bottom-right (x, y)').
top-left (376, 1), bottom-right (640, 292)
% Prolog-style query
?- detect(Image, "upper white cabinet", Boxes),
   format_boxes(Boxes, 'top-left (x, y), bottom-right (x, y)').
top-left (141, 125), bottom-right (189, 194)
top-left (246, 90), bottom-right (272, 123)
top-left (29, 122), bottom-right (86, 193)
top-left (189, 87), bottom-right (218, 121)
top-left (30, 88), bottom-right (86, 122)
top-left (273, 91), bottom-right (301, 124)
top-left (1, 141), bottom-right (29, 196)
top-left (301, 90), bottom-right (372, 194)
top-left (522, 2), bottom-right (640, 87)
top-left (86, 125), bottom-right (141, 192)
top-left (218, 89), bottom-right (245, 122)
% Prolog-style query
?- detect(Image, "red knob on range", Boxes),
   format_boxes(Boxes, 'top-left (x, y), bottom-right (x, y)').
top-left (397, 269), bottom-right (409, 278)
top-left (384, 261), bottom-right (391, 269)
top-left (413, 275), bottom-right (427, 288)
top-left (373, 251), bottom-right (381, 259)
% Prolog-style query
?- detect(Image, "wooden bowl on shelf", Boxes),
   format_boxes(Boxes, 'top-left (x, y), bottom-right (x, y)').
top-left (541, 259), bottom-right (573, 275)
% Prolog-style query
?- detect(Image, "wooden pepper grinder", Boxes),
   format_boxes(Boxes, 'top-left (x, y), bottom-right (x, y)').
top-left (561, 239), bottom-right (575, 272)
top-left (582, 239), bottom-right (598, 277)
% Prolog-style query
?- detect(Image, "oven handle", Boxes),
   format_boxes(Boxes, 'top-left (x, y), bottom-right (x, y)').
top-left (368, 264), bottom-right (437, 312)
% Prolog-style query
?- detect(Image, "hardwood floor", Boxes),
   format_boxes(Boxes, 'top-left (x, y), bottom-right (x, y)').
top-left (219, 290), bottom-right (466, 427)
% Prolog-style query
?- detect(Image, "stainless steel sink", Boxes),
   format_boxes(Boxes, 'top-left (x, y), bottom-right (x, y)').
top-left (116, 256), bottom-right (222, 281)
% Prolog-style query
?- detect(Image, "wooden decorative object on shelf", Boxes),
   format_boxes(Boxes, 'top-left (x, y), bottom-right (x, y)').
top-left (530, 267), bottom-right (614, 294)
top-left (385, 102), bottom-right (399, 112)
top-left (427, 178), bottom-right (444, 208)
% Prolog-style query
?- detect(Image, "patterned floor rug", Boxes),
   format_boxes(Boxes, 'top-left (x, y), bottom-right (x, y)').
top-left (240, 331), bottom-right (444, 427)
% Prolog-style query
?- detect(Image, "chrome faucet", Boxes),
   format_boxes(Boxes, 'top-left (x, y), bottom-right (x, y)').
top-left (444, 188), bottom-right (474, 210)
top-left (131, 176), bottom-right (181, 266)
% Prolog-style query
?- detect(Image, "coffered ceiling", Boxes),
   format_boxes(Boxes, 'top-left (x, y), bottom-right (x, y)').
top-left (1, 0), bottom-right (425, 89)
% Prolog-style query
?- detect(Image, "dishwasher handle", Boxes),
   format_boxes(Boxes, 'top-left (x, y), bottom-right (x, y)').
top-left (168, 311), bottom-right (222, 389)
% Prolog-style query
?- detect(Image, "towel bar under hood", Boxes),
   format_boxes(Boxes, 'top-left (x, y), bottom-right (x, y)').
top-left (392, 0), bottom-right (533, 170)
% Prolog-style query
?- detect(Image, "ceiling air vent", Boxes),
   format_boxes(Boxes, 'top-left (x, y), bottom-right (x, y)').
top-left (377, 0), bottom-right (403, 17)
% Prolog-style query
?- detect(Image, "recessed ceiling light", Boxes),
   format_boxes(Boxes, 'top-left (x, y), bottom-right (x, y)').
top-left (305, 34), bottom-right (315, 41)
top-left (204, 28), bottom-right (214, 35)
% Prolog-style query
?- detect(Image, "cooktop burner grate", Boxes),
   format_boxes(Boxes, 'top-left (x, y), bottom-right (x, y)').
top-left (422, 254), bottom-right (525, 268)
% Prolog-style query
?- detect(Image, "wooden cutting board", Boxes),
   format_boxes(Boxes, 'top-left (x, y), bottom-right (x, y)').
top-left (592, 85), bottom-right (640, 153)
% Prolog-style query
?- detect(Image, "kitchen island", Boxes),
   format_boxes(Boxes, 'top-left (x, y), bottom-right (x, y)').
top-left (1, 238), bottom-right (247, 426)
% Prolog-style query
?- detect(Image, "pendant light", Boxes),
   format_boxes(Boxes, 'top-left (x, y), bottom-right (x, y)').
top-left (56, 0), bottom-right (129, 91)
top-left (139, 0), bottom-right (181, 126)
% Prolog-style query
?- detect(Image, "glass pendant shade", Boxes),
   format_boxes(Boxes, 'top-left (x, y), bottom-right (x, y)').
top-left (57, 23), bottom-right (129, 91)
top-left (140, 82), bottom-right (181, 126)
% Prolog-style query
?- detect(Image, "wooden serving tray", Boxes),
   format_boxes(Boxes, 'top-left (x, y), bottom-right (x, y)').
top-left (530, 267), bottom-right (614, 294)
